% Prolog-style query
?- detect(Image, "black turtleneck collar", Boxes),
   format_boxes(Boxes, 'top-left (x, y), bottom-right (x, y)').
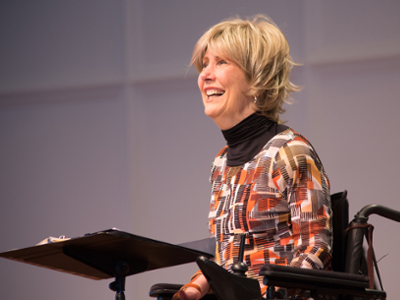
top-left (221, 113), bottom-right (288, 166)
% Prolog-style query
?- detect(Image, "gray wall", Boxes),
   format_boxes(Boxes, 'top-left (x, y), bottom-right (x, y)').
top-left (1, 1), bottom-right (400, 299)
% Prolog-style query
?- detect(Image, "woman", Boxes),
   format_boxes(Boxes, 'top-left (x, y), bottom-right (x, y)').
top-left (174, 15), bottom-right (332, 300)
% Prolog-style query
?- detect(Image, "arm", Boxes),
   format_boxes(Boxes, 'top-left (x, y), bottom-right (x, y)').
top-left (272, 138), bottom-right (332, 270)
top-left (175, 150), bottom-right (226, 300)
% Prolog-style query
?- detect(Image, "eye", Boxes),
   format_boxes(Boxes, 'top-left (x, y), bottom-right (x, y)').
top-left (217, 59), bottom-right (227, 65)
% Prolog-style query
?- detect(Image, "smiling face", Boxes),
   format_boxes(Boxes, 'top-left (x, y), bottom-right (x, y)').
top-left (198, 46), bottom-right (256, 130)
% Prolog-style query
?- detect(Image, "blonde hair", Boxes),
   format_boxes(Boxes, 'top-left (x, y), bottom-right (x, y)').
top-left (191, 15), bottom-right (300, 123)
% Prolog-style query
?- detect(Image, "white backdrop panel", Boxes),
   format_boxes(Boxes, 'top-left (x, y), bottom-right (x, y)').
top-left (128, 0), bottom-right (303, 82)
top-left (0, 87), bottom-right (131, 300)
top-left (304, 0), bottom-right (400, 64)
top-left (0, 1), bottom-right (125, 93)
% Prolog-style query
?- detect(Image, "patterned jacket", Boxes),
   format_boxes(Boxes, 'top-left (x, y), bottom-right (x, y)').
top-left (208, 128), bottom-right (332, 291)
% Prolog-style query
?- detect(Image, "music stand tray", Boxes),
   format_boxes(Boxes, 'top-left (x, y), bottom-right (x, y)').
top-left (0, 229), bottom-right (214, 299)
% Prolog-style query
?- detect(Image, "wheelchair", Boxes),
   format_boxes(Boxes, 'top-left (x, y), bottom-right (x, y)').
top-left (149, 191), bottom-right (400, 300)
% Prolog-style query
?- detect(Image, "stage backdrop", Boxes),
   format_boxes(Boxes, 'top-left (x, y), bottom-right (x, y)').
top-left (1, 1), bottom-right (400, 299)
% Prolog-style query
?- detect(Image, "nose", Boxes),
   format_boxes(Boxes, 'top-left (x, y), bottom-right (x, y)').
top-left (199, 65), bottom-right (215, 82)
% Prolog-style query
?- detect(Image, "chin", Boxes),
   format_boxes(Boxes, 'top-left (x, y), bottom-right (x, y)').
top-left (204, 100), bottom-right (223, 118)
top-left (204, 107), bottom-right (217, 118)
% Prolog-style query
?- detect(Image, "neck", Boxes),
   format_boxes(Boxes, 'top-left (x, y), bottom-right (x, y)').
top-left (221, 113), bottom-right (288, 166)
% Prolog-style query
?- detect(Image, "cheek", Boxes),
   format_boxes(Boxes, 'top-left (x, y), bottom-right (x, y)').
top-left (227, 87), bottom-right (251, 109)
top-left (236, 75), bottom-right (250, 94)
top-left (197, 75), bottom-right (203, 91)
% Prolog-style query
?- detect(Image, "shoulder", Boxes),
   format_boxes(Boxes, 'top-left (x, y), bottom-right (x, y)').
top-left (210, 145), bottom-right (228, 181)
top-left (281, 129), bottom-right (323, 165)
top-left (256, 128), bottom-right (297, 161)
top-left (267, 128), bottom-right (318, 157)
top-left (273, 130), bottom-right (328, 188)
top-left (268, 128), bottom-right (296, 149)
top-left (215, 145), bottom-right (228, 158)
top-left (258, 128), bottom-right (323, 171)
top-left (270, 129), bottom-right (329, 193)
top-left (212, 145), bottom-right (228, 166)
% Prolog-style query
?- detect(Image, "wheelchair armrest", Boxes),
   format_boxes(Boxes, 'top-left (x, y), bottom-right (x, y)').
top-left (260, 264), bottom-right (386, 299)
top-left (260, 264), bottom-right (369, 290)
top-left (149, 283), bottom-right (183, 298)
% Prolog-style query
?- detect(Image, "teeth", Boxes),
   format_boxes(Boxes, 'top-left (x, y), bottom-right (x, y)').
top-left (206, 89), bottom-right (224, 96)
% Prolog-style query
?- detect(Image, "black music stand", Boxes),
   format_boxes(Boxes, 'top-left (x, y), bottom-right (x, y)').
top-left (0, 229), bottom-right (214, 300)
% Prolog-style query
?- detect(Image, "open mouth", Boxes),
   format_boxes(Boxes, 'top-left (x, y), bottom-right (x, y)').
top-left (206, 89), bottom-right (225, 98)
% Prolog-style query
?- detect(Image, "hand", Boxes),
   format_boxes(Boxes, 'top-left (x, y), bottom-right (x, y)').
top-left (172, 274), bottom-right (209, 300)
top-left (178, 287), bottom-right (201, 300)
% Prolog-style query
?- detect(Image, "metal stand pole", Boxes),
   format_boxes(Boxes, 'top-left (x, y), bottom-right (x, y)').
top-left (109, 261), bottom-right (130, 300)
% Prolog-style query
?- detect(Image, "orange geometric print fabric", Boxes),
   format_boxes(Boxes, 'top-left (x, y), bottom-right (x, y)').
top-left (208, 128), bottom-right (332, 291)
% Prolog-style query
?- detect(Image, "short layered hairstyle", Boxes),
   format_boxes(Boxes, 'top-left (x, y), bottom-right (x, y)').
top-left (191, 15), bottom-right (300, 123)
